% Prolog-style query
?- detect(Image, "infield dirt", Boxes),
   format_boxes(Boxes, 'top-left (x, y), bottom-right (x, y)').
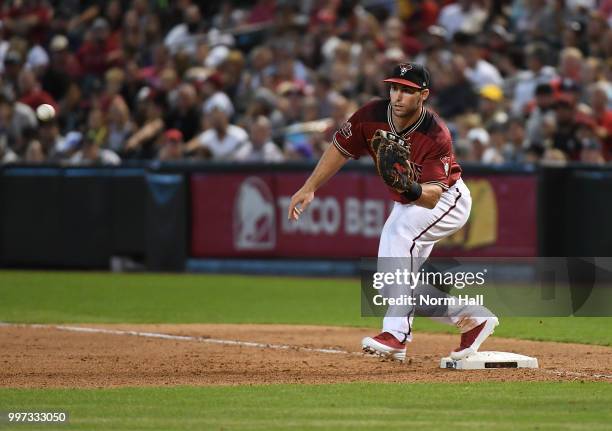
top-left (2, 324), bottom-right (611, 387)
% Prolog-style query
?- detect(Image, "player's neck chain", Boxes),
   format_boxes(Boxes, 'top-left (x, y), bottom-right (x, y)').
top-left (387, 104), bottom-right (426, 139)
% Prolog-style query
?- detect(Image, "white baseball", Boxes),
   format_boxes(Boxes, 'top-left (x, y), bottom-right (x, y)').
top-left (36, 104), bottom-right (56, 121)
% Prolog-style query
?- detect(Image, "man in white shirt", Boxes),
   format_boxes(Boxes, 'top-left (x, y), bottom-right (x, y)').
top-left (164, 5), bottom-right (204, 56)
top-left (511, 43), bottom-right (558, 116)
top-left (438, 0), bottom-right (487, 40)
top-left (188, 103), bottom-right (248, 160)
top-left (233, 116), bottom-right (284, 163)
top-left (456, 34), bottom-right (503, 90)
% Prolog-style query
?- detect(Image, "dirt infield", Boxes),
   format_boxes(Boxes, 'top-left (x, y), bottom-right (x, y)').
top-left (1, 323), bottom-right (611, 388)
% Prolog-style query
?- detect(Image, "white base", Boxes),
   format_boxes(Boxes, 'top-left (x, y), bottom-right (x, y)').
top-left (440, 351), bottom-right (538, 370)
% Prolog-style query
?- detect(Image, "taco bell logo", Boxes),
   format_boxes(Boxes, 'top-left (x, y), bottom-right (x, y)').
top-left (233, 177), bottom-right (276, 250)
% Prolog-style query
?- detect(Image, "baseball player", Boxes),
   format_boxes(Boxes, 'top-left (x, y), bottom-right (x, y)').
top-left (288, 63), bottom-right (498, 362)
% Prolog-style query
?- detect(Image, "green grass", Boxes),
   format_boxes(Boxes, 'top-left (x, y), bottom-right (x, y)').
top-left (1, 271), bottom-right (610, 430)
top-left (0, 271), bottom-right (611, 345)
top-left (1, 383), bottom-right (611, 431)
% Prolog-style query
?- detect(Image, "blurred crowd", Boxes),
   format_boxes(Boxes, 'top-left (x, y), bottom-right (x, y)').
top-left (0, 0), bottom-right (611, 166)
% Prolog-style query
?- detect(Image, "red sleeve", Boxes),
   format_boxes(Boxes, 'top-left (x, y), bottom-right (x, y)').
top-left (332, 108), bottom-right (368, 159)
top-left (419, 134), bottom-right (453, 191)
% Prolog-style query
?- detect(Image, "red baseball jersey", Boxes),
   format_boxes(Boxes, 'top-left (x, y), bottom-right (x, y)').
top-left (333, 99), bottom-right (462, 204)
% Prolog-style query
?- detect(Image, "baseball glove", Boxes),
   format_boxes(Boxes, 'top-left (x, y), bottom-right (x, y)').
top-left (370, 129), bottom-right (416, 193)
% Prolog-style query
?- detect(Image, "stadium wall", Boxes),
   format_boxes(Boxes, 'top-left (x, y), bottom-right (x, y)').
top-left (0, 163), bottom-right (610, 271)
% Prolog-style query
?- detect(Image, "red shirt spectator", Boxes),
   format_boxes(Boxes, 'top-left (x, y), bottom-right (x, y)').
top-left (77, 18), bottom-right (123, 77)
top-left (247, 0), bottom-right (276, 24)
top-left (0, 1), bottom-right (52, 44)
top-left (19, 89), bottom-right (57, 113)
top-left (17, 69), bottom-right (58, 113)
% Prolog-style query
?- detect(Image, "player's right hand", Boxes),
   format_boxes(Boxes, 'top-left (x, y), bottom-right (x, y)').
top-left (287, 188), bottom-right (314, 221)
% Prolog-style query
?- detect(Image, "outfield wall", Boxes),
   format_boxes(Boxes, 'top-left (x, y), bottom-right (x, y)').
top-left (0, 162), bottom-right (610, 270)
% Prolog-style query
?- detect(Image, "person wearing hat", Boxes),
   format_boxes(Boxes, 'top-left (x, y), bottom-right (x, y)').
top-left (41, 35), bottom-right (80, 102)
top-left (288, 62), bottom-right (498, 363)
top-left (478, 83), bottom-right (508, 130)
top-left (157, 129), bottom-right (185, 161)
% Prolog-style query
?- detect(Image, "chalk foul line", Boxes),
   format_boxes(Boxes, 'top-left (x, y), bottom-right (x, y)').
top-left (0, 322), bottom-right (358, 356)
top-left (1, 322), bottom-right (611, 379)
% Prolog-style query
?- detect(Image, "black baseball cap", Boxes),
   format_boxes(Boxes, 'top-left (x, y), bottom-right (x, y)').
top-left (383, 63), bottom-right (430, 90)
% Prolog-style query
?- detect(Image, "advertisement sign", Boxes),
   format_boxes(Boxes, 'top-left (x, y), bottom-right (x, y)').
top-left (191, 171), bottom-right (537, 258)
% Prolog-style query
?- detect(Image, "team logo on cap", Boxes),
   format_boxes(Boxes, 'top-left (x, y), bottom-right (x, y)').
top-left (399, 63), bottom-right (412, 76)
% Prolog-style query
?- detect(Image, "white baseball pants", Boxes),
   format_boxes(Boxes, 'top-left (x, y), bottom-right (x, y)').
top-left (378, 179), bottom-right (494, 342)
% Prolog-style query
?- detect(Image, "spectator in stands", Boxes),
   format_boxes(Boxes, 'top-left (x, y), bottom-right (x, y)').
top-left (120, 59), bottom-right (146, 112)
top-left (0, 0), bottom-right (609, 167)
top-left (276, 80), bottom-right (305, 126)
top-left (312, 73), bottom-right (336, 119)
top-left (55, 131), bottom-right (83, 160)
top-left (125, 88), bottom-right (165, 159)
top-left (41, 35), bottom-right (79, 103)
top-left (70, 131), bottom-right (120, 165)
top-left (139, 44), bottom-right (171, 90)
top-left (558, 47), bottom-right (584, 84)
top-left (106, 96), bottom-right (134, 155)
top-left (553, 95), bottom-right (583, 160)
top-left (525, 83), bottom-right (557, 147)
top-left (589, 82), bottom-right (612, 161)
top-left (301, 96), bottom-right (321, 123)
top-left (511, 43), bottom-right (558, 116)
top-left (580, 139), bottom-right (606, 165)
top-left (157, 128), bottom-right (185, 161)
top-left (434, 54), bottom-right (479, 119)
top-left (98, 68), bottom-right (125, 112)
top-left (478, 84), bottom-right (507, 129)
top-left (323, 94), bottom-right (351, 143)
top-left (17, 68), bottom-right (57, 112)
top-left (586, 11), bottom-right (610, 58)
top-left (164, 4), bottom-right (204, 56)
top-left (58, 82), bottom-right (87, 135)
top-left (77, 17), bottom-right (122, 80)
top-left (504, 118), bottom-right (529, 163)
top-left (242, 45), bottom-right (275, 95)
top-left (0, 19), bottom-right (8, 69)
top-left (25, 42), bottom-right (49, 79)
top-left (24, 139), bottom-right (45, 162)
top-left (234, 116), bottom-right (284, 162)
top-left (187, 103), bottom-right (247, 160)
top-left (1, 50), bottom-right (24, 98)
top-left (437, 0), bottom-right (487, 40)
top-left (201, 72), bottom-right (234, 121)
top-left (459, 34), bottom-right (503, 90)
top-left (541, 148), bottom-right (568, 166)
top-left (0, 133), bottom-right (18, 164)
top-left (163, 83), bottom-right (201, 142)
top-left (36, 115), bottom-right (62, 161)
top-left (467, 127), bottom-right (503, 164)
top-left (0, 0), bottom-right (52, 44)
top-left (0, 90), bottom-right (37, 155)
top-left (84, 108), bottom-right (108, 149)
top-left (488, 122), bottom-right (510, 165)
